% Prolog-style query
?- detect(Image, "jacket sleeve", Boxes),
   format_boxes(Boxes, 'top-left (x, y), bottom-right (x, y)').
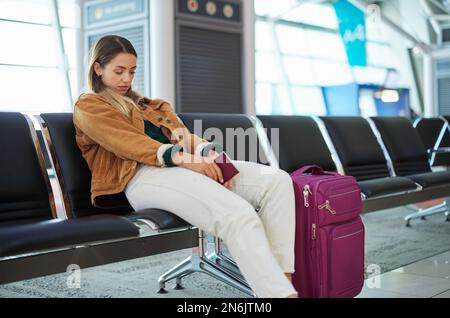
top-left (160, 102), bottom-right (223, 156)
top-left (74, 94), bottom-right (167, 167)
top-left (181, 121), bottom-right (223, 156)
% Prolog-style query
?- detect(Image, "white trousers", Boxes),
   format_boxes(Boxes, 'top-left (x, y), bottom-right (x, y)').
top-left (124, 160), bottom-right (297, 298)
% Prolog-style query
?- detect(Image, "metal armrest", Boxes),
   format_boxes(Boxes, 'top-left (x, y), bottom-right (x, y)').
top-left (428, 147), bottom-right (450, 154)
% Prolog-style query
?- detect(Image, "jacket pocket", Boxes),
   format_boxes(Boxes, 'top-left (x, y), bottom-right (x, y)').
top-left (317, 187), bottom-right (362, 226)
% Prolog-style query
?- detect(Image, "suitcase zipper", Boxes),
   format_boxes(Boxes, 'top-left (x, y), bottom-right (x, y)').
top-left (327, 189), bottom-right (360, 199)
top-left (318, 200), bottom-right (336, 215)
top-left (333, 229), bottom-right (364, 240)
top-left (318, 189), bottom-right (360, 215)
top-left (312, 224), bottom-right (316, 240)
top-left (303, 185), bottom-right (312, 207)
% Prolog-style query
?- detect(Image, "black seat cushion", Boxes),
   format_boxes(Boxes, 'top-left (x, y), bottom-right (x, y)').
top-left (257, 116), bottom-right (336, 173)
top-left (0, 215), bottom-right (139, 257)
top-left (124, 209), bottom-right (191, 230)
top-left (358, 177), bottom-right (418, 198)
top-left (407, 171), bottom-right (450, 188)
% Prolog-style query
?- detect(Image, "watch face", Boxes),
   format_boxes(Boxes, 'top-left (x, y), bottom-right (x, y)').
top-left (206, 1), bottom-right (217, 16)
top-left (187, 0), bottom-right (199, 13)
top-left (223, 4), bottom-right (234, 18)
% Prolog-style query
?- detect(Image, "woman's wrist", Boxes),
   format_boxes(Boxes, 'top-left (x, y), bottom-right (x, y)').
top-left (172, 151), bottom-right (195, 167)
top-left (171, 151), bottom-right (185, 167)
top-left (162, 144), bottom-right (183, 167)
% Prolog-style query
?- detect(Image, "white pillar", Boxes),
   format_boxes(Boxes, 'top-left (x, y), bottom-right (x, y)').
top-left (150, 0), bottom-right (176, 106)
top-left (76, 0), bottom-right (85, 100)
top-left (50, 0), bottom-right (73, 109)
top-left (242, 0), bottom-right (255, 116)
top-left (423, 54), bottom-right (436, 117)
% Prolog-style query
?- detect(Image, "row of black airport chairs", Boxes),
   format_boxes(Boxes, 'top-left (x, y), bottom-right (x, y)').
top-left (1, 112), bottom-right (449, 296)
top-left (414, 116), bottom-right (450, 167)
top-left (257, 115), bottom-right (450, 223)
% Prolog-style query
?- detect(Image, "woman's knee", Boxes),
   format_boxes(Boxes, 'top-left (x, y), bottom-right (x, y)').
top-left (276, 168), bottom-right (291, 181)
top-left (218, 207), bottom-right (263, 242)
top-left (267, 168), bottom-right (292, 190)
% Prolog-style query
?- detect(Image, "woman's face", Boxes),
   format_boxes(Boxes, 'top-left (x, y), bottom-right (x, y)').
top-left (94, 53), bottom-right (137, 95)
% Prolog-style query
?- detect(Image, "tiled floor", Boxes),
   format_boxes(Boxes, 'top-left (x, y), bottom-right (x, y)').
top-left (357, 250), bottom-right (450, 298)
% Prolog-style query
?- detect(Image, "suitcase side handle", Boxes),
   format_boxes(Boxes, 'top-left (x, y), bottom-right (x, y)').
top-left (292, 165), bottom-right (340, 177)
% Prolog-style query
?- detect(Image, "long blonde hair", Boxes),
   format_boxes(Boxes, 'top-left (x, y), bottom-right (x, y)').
top-left (87, 35), bottom-right (143, 118)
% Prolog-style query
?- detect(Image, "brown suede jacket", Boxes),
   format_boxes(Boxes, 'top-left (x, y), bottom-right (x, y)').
top-left (73, 93), bottom-right (209, 208)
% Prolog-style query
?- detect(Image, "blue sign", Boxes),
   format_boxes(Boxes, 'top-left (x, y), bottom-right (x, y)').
top-left (333, 0), bottom-right (367, 67)
top-left (322, 84), bottom-right (361, 116)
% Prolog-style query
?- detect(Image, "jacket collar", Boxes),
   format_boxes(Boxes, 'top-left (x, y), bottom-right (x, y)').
top-left (138, 97), bottom-right (165, 110)
top-left (138, 96), bottom-right (151, 104)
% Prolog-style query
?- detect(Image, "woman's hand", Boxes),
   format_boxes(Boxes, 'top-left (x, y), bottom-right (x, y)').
top-left (172, 152), bottom-right (224, 183)
top-left (205, 149), bottom-right (221, 160)
top-left (222, 179), bottom-right (234, 190)
top-left (172, 151), bottom-right (235, 189)
top-left (206, 150), bottom-right (234, 190)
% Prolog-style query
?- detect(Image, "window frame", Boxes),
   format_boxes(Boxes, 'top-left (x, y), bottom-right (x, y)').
top-left (0, 0), bottom-right (81, 114)
top-left (255, 2), bottom-right (398, 116)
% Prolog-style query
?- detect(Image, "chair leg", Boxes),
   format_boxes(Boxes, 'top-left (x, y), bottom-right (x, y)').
top-left (195, 257), bottom-right (255, 296)
top-left (157, 254), bottom-right (194, 293)
top-left (209, 236), bottom-right (242, 278)
top-left (157, 231), bottom-right (255, 297)
top-left (405, 201), bottom-right (449, 227)
top-left (205, 252), bottom-right (249, 287)
top-left (157, 247), bottom-right (254, 296)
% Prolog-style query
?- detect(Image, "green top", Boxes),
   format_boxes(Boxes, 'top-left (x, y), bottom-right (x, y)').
top-left (143, 120), bottom-right (223, 167)
top-left (144, 120), bottom-right (170, 144)
top-left (143, 120), bottom-right (180, 167)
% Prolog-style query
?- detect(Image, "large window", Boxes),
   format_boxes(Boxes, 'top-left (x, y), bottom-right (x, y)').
top-left (255, 0), bottom-right (397, 115)
top-left (0, 0), bottom-right (81, 116)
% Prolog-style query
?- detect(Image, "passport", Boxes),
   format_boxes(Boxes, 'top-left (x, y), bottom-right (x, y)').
top-left (214, 152), bottom-right (239, 184)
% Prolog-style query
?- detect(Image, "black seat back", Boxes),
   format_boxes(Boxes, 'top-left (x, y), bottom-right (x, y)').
top-left (414, 118), bottom-right (446, 151)
top-left (39, 113), bottom-right (132, 218)
top-left (178, 113), bottom-right (268, 164)
top-left (257, 116), bottom-right (336, 173)
top-left (320, 117), bottom-right (391, 181)
top-left (371, 117), bottom-right (431, 176)
top-left (434, 130), bottom-right (450, 166)
top-left (434, 116), bottom-right (450, 166)
top-left (0, 112), bottom-right (55, 227)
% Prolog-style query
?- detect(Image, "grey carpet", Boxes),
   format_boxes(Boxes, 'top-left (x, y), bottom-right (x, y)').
top-left (363, 206), bottom-right (450, 274)
top-left (0, 207), bottom-right (449, 298)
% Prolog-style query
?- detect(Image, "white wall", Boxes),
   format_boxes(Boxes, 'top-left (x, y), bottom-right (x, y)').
top-left (149, 0), bottom-right (255, 115)
top-left (77, 0), bottom-right (85, 97)
top-left (242, 0), bottom-right (256, 116)
top-left (381, 0), bottom-right (431, 115)
top-left (150, 0), bottom-right (176, 106)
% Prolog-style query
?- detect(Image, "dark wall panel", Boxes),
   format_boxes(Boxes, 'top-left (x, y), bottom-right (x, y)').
top-left (178, 26), bottom-right (242, 113)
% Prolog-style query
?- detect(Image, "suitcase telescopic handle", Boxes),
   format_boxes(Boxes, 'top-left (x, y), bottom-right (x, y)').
top-left (292, 165), bottom-right (340, 177)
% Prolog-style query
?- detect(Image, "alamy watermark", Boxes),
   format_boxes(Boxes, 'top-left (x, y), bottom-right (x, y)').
top-left (365, 264), bottom-right (382, 289)
top-left (66, 264), bottom-right (81, 289)
top-left (171, 119), bottom-right (281, 175)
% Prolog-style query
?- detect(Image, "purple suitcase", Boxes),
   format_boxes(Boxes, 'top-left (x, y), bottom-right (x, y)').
top-left (291, 165), bottom-right (365, 298)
